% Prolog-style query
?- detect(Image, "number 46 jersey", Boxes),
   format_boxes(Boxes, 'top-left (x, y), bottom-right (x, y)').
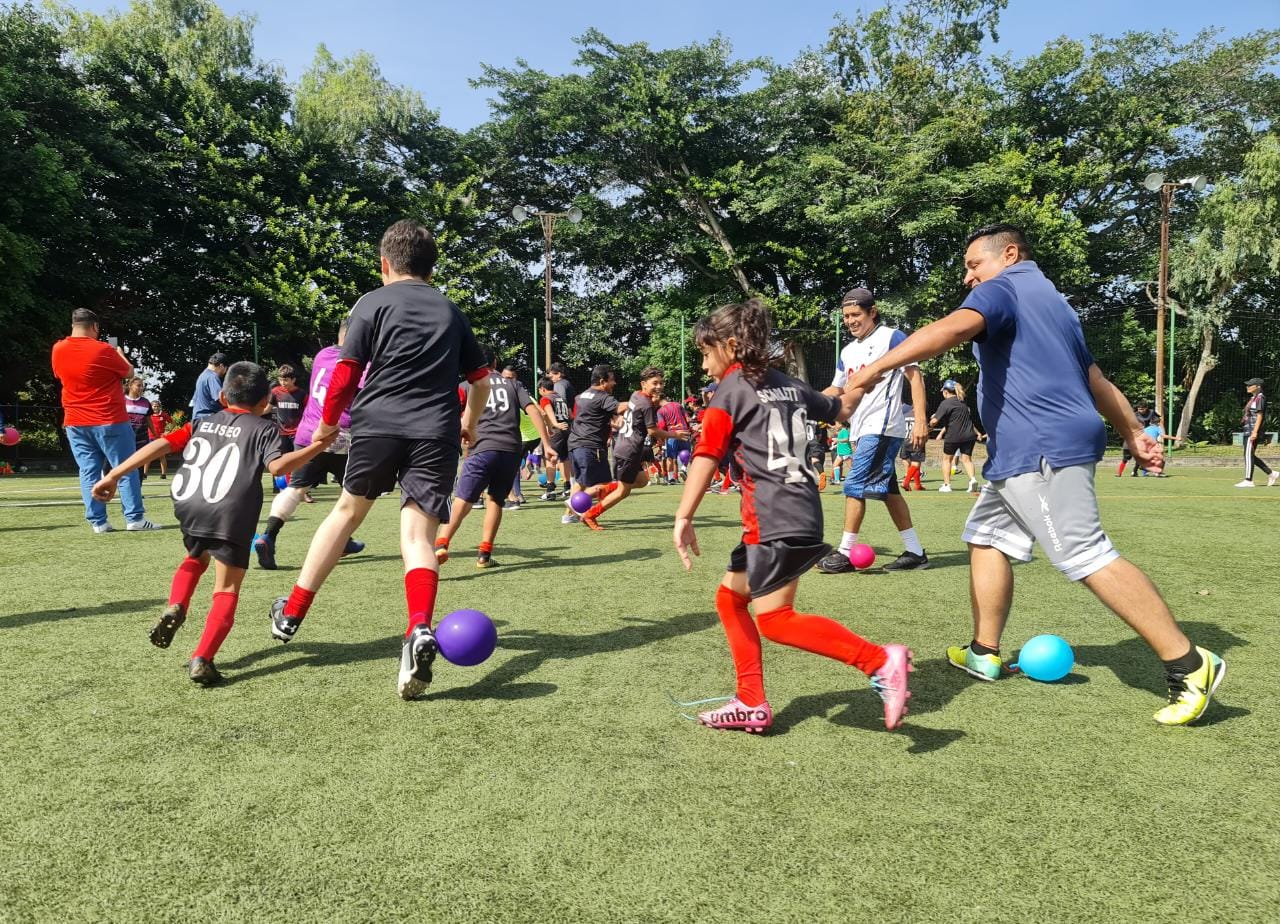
top-left (163, 409), bottom-right (285, 544)
top-left (695, 365), bottom-right (842, 545)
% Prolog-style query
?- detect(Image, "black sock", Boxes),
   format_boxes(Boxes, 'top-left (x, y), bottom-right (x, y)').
top-left (264, 516), bottom-right (285, 540)
top-left (970, 639), bottom-right (999, 656)
top-left (1162, 646), bottom-right (1202, 676)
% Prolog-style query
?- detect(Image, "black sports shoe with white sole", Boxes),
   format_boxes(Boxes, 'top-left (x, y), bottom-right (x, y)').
top-left (188, 657), bottom-right (224, 686)
top-left (269, 597), bottom-right (302, 643)
top-left (397, 623), bottom-right (439, 700)
top-left (150, 604), bottom-right (187, 649)
top-left (882, 550), bottom-right (930, 571)
top-left (816, 551), bottom-right (856, 574)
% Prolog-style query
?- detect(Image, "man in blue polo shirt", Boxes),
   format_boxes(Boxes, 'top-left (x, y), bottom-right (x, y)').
top-left (190, 352), bottom-right (228, 422)
top-left (848, 223), bottom-right (1225, 727)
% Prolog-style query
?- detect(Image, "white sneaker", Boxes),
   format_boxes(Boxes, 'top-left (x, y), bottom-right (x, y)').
top-left (92, 523), bottom-right (115, 534)
top-left (938, 484), bottom-right (952, 493)
top-left (561, 513), bottom-right (580, 525)
top-left (967, 479), bottom-right (978, 493)
top-left (1269, 472), bottom-right (1278, 487)
top-left (1234, 480), bottom-right (1256, 488)
top-left (126, 519), bottom-right (161, 531)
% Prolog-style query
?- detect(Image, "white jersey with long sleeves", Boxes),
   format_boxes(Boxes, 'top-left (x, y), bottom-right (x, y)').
top-left (830, 325), bottom-right (911, 440)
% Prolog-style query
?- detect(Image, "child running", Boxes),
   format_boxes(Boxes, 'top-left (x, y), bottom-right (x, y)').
top-left (672, 298), bottom-right (913, 734)
top-left (91, 362), bottom-right (333, 685)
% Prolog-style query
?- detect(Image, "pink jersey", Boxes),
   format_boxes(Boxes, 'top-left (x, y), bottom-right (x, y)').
top-left (296, 345), bottom-right (367, 446)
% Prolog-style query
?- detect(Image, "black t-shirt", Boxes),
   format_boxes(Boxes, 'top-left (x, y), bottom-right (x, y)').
top-left (270, 385), bottom-right (306, 435)
top-left (340, 280), bottom-right (484, 441)
top-left (465, 373), bottom-right (534, 454)
top-left (554, 378), bottom-right (577, 415)
top-left (805, 419), bottom-right (830, 456)
top-left (696, 366), bottom-right (841, 544)
top-left (544, 390), bottom-right (571, 424)
top-left (1244, 394), bottom-right (1265, 433)
top-left (169, 410), bottom-right (285, 545)
top-left (569, 387), bottom-right (619, 451)
top-left (615, 391), bottom-right (658, 461)
top-left (932, 397), bottom-right (977, 444)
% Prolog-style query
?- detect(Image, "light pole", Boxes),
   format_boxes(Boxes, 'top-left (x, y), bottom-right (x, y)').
top-left (513, 204), bottom-right (583, 373)
top-left (1142, 172), bottom-right (1206, 428)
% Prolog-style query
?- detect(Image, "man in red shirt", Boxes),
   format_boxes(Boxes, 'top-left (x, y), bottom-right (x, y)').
top-left (50, 309), bottom-right (158, 532)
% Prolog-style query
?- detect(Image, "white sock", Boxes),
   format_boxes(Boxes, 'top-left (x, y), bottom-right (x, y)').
top-left (839, 531), bottom-right (858, 553)
top-left (900, 527), bottom-right (924, 556)
top-left (269, 486), bottom-right (304, 521)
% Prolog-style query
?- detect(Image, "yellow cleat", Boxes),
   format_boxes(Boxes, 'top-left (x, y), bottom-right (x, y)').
top-left (1154, 647), bottom-right (1225, 726)
top-left (946, 644), bottom-right (1002, 681)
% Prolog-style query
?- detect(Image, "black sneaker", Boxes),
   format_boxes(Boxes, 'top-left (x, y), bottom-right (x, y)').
top-left (816, 551), bottom-right (856, 574)
top-left (397, 623), bottom-right (439, 700)
top-left (882, 550), bottom-right (930, 572)
top-left (254, 533), bottom-right (277, 570)
top-left (188, 657), bottom-right (224, 686)
top-left (269, 597), bottom-right (302, 643)
top-left (150, 603), bottom-right (186, 649)
top-left (476, 551), bottom-right (498, 569)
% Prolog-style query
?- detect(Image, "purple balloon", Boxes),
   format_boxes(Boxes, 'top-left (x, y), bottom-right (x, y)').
top-left (436, 609), bottom-right (498, 667)
top-left (570, 491), bottom-right (593, 514)
top-left (678, 449), bottom-right (692, 465)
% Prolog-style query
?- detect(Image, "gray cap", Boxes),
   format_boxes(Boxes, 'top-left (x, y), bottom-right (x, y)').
top-left (1245, 377), bottom-right (1265, 387)
top-left (841, 287), bottom-right (875, 308)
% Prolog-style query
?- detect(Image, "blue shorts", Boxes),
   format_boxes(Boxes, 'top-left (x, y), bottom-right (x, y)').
top-left (455, 450), bottom-right (520, 505)
top-left (665, 438), bottom-right (689, 458)
top-left (843, 435), bottom-right (902, 499)
top-left (570, 446), bottom-right (612, 488)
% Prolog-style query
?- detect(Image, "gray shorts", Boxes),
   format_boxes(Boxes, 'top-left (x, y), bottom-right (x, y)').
top-left (961, 460), bottom-right (1119, 582)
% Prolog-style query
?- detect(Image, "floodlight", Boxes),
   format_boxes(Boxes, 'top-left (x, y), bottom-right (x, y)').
top-left (512, 205), bottom-right (528, 222)
top-left (1187, 175), bottom-right (1207, 192)
top-left (1142, 172), bottom-right (1165, 192)
top-left (567, 206), bottom-right (583, 224)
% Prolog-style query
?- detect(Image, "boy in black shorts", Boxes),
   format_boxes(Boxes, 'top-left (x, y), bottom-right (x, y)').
top-left (92, 362), bottom-right (332, 685)
top-left (435, 354), bottom-right (557, 566)
top-left (268, 220), bottom-right (491, 700)
top-left (564, 364), bottom-right (621, 523)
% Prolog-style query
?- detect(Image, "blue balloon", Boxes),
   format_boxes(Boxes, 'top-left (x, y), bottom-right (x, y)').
top-left (538, 474), bottom-right (548, 487)
top-left (1012, 634), bottom-right (1074, 682)
top-left (1143, 425), bottom-right (1162, 440)
top-left (273, 475), bottom-right (288, 491)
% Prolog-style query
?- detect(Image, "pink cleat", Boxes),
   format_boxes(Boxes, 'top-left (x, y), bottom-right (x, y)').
top-left (870, 644), bottom-right (914, 729)
top-left (697, 698), bottom-right (773, 734)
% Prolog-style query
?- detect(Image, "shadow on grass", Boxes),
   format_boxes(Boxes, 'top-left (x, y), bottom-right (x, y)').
top-left (220, 634), bottom-right (405, 686)
top-left (1, 597), bottom-right (162, 630)
top-left (441, 546), bottom-right (664, 582)
top-left (0, 522), bottom-right (79, 534)
top-left (429, 610), bottom-right (715, 703)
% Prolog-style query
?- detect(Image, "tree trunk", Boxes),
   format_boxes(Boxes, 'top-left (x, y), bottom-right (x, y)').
top-left (677, 159), bottom-right (753, 297)
top-left (1176, 320), bottom-right (1217, 444)
top-left (784, 340), bottom-right (808, 383)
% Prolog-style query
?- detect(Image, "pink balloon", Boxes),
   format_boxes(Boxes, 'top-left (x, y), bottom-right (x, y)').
top-left (1, 427), bottom-right (19, 447)
top-left (848, 543), bottom-right (875, 570)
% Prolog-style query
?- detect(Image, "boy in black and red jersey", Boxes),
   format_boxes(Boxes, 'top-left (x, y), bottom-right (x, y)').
top-left (537, 377), bottom-right (572, 499)
top-left (269, 365), bottom-right (306, 451)
top-left (672, 299), bottom-right (913, 734)
top-left (434, 352), bottom-right (557, 568)
top-left (92, 362), bottom-right (333, 685)
top-left (268, 220), bottom-right (492, 701)
top-left (578, 367), bottom-right (689, 531)
top-left (563, 364), bottom-right (622, 523)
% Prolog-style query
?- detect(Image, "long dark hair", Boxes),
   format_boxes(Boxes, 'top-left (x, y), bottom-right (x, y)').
top-left (693, 297), bottom-right (772, 386)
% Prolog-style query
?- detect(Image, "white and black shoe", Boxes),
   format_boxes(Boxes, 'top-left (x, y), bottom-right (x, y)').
top-left (269, 597), bottom-right (302, 643)
top-left (397, 623), bottom-right (439, 700)
top-left (126, 519), bottom-right (161, 531)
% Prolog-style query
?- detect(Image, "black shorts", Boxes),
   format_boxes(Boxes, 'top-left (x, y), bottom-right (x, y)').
top-left (288, 451), bottom-right (348, 490)
top-left (728, 538), bottom-right (832, 599)
top-left (944, 439), bottom-right (976, 457)
top-left (900, 444), bottom-right (925, 463)
top-left (614, 452), bottom-right (645, 485)
top-left (184, 533), bottom-right (250, 570)
top-left (520, 438), bottom-right (540, 456)
top-left (455, 450), bottom-right (520, 504)
top-left (343, 435), bottom-right (458, 521)
top-left (806, 442), bottom-right (826, 465)
top-left (570, 447), bottom-right (611, 488)
top-left (280, 434), bottom-right (295, 453)
top-left (549, 430), bottom-right (569, 460)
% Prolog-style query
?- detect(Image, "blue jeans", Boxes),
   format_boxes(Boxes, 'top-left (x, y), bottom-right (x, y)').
top-left (66, 422), bottom-right (145, 526)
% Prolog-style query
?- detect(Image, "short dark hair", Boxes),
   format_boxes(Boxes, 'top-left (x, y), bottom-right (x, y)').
top-left (502, 364), bottom-right (518, 375)
top-left (967, 223), bottom-right (1032, 260)
top-left (380, 219), bottom-right (438, 279)
top-left (276, 363), bottom-right (296, 379)
top-left (639, 366), bottom-right (664, 382)
top-left (538, 376), bottom-right (554, 392)
top-left (71, 308), bottom-right (99, 327)
top-left (549, 362), bottom-right (568, 376)
top-left (208, 352), bottom-right (228, 367)
top-left (222, 361), bottom-right (270, 408)
top-left (590, 363), bottom-right (614, 385)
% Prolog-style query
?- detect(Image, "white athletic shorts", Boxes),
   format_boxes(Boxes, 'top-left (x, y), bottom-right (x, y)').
top-left (961, 460), bottom-right (1119, 582)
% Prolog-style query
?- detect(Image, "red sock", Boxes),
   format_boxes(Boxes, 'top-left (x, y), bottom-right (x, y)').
top-left (755, 605), bottom-right (887, 676)
top-left (404, 568), bottom-right (439, 635)
top-left (167, 557), bottom-right (209, 610)
top-left (478, 540), bottom-right (493, 554)
top-left (435, 536), bottom-right (450, 549)
top-left (904, 464), bottom-right (918, 488)
top-left (1117, 460), bottom-right (1126, 476)
top-left (715, 584), bottom-right (765, 706)
top-left (597, 481), bottom-right (619, 497)
top-left (283, 584), bottom-right (316, 620)
top-left (721, 472), bottom-right (734, 490)
top-left (911, 467), bottom-right (923, 490)
top-left (586, 503), bottom-right (604, 519)
top-left (192, 591), bottom-right (237, 660)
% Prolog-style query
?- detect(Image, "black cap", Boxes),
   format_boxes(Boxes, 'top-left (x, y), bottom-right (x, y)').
top-left (1245, 377), bottom-right (1265, 387)
top-left (841, 287), bottom-right (875, 308)
top-left (209, 352), bottom-right (228, 366)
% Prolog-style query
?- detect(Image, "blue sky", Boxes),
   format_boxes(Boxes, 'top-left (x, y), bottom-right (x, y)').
top-left (71, 0), bottom-right (1276, 129)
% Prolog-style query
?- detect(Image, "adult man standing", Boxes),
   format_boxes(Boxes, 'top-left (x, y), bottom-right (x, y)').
top-left (849, 223), bottom-right (1225, 726)
top-left (190, 353), bottom-right (228, 423)
top-left (1237, 377), bottom-right (1275, 488)
top-left (817, 288), bottom-right (930, 573)
top-left (51, 309), bottom-right (158, 533)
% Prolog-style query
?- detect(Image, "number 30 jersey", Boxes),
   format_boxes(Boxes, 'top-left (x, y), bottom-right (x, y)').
top-left (163, 409), bottom-right (285, 545)
top-left (695, 364), bottom-right (842, 545)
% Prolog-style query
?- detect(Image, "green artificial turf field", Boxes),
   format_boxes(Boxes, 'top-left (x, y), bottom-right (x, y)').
top-left (1, 467), bottom-right (1274, 922)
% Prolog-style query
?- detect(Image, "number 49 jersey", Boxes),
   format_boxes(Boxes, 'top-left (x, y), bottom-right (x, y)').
top-left (164, 409), bottom-right (285, 545)
top-left (464, 373), bottom-right (534, 454)
top-left (695, 365), bottom-right (842, 545)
